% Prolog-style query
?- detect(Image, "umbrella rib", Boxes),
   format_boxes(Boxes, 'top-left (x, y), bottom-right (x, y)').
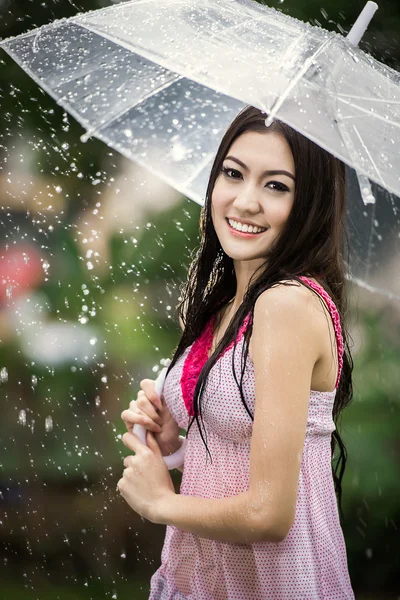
top-left (352, 124), bottom-right (386, 188)
top-left (347, 274), bottom-right (400, 302)
top-left (80, 73), bottom-right (183, 142)
top-left (336, 97), bottom-right (400, 129)
top-left (335, 93), bottom-right (400, 105)
top-left (265, 37), bottom-right (333, 122)
top-left (184, 152), bottom-right (216, 188)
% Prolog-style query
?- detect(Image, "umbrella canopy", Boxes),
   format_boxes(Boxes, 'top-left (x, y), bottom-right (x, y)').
top-left (1, 0), bottom-right (400, 299)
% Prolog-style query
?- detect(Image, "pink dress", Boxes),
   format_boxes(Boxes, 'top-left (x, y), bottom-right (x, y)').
top-left (149, 277), bottom-right (355, 599)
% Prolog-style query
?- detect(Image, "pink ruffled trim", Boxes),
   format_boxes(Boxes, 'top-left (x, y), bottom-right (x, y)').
top-left (180, 278), bottom-right (343, 416)
top-left (180, 318), bottom-right (213, 416)
top-left (298, 276), bottom-right (344, 389)
top-left (180, 311), bottom-right (252, 416)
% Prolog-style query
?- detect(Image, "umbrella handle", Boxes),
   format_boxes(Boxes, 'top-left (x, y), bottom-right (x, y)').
top-left (133, 359), bottom-right (188, 470)
top-left (347, 1), bottom-right (378, 46)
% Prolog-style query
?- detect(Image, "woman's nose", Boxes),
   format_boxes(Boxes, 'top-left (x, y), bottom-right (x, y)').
top-left (232, 186), bottom-right (262, 213)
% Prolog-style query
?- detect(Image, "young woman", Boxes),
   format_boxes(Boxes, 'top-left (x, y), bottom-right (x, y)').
top-left (118, 105), bottom-right (355, 599)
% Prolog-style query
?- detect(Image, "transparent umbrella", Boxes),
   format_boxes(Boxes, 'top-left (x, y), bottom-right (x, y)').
top-left (1, 0), bottom-right (400, 464)
top-left (1, 0), bottom-right (399, 297)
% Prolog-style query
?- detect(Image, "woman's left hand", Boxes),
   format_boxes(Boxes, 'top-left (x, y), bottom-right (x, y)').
top-left (117, 430), bottom-right (175, 523)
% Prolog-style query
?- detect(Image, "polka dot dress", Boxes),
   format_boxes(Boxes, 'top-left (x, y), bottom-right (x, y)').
top-left (149, 278), bottom-right (355, 599)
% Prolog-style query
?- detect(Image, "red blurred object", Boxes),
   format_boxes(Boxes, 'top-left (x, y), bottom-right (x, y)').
top-left (0, 244), bottom-right (44, 304)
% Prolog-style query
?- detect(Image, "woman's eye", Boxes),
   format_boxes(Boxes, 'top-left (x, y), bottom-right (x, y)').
top-left (221, 168), bottom-right (289, 192)
top-left (267, 181), bottom-right (289, 192)
top-left (221, 166), bottom-right (241, 179)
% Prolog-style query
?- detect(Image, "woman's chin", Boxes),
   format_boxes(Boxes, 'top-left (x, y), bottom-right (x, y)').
top-left (221, 246), bottom-right (269, 263)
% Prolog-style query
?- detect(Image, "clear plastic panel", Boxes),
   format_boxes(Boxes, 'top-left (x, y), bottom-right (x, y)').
top-left (1, 0), bottom-right (399, 299)
top-left (3, 0), bottom-right (398, 196)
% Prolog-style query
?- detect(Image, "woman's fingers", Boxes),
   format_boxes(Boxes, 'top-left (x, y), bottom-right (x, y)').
top-left (139, 379), bottom-right (163, 411)
top-left (128, 392), bottom-right (162, 423)
top-left (121, 409), bottom-right (162, 433)
top-left (136, 394), bottom-right (163, 424)
top-left (121, 378), bottom-right (165, 436)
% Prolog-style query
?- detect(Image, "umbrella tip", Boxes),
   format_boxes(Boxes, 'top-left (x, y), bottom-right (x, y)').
top-left (264, 115), bottom-right (274, 128)
top-left (80, 132), bottom-right (90, 144)
top-left (347, 1), bottom-right (378, 46)
top-left (357, 172), bottom-right (376, 205)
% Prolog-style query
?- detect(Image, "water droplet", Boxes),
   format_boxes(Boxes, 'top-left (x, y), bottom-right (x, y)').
top-left (18, 410), bottom-right (27, 426)
top-left (45, 416), bottom-right (53, 432)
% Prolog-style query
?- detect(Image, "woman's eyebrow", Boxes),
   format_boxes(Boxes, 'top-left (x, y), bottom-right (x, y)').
top-left (224, 155), bottom-right (296, 182)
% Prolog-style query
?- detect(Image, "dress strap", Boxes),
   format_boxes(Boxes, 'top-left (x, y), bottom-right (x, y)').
top-left (298, 276), bottom-right (344, 389)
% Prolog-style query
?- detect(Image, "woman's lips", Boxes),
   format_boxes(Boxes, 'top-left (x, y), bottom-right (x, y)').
top-left (226, 218), bottom-right (268, 239)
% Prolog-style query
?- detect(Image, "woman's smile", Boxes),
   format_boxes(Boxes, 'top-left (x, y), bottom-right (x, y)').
top-left (226, 218), bottom-right (269, 239)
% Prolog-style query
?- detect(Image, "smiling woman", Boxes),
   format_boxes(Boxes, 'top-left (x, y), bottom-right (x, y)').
top-left (212, 130), bottom-right (296, 261)
top-left (124, 105), bottom-right (355, 600)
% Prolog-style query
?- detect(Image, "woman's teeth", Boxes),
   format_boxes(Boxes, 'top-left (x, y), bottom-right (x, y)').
top-left (227, 219), bottom-right (267, 234)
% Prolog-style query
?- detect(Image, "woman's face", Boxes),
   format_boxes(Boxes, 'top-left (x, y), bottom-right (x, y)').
top-left (211, 130), bottom-right (295, 263)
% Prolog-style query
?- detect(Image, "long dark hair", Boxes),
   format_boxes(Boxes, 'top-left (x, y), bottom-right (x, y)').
top-left (167, 105), bottom-right (354, 523)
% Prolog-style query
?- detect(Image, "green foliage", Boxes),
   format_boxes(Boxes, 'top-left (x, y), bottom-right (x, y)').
top-left (340, 310), bottom-right (400, 591)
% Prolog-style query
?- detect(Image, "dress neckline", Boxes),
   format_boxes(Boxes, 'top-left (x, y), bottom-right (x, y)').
top-left (180, 311), bottom-right (252, 416)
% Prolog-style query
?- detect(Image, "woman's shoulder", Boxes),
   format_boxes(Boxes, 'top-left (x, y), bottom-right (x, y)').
top-left (255, 276), bottom-right (331, 307)
top-left (250, 279), bottom-right (322, 366)
top-left (252, 277), bottom-right (331, 339)
top-left (254, 277), bottom-right (321, 309)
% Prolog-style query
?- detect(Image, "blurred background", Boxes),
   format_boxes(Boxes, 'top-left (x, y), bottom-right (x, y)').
top-left (0, 0), bottom-right (399, 598)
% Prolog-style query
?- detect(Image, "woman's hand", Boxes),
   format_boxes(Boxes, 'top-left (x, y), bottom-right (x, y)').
top-left (117, 430), bottom-right (175, 522)
top-left (121, 378), bottom-right (181, 456)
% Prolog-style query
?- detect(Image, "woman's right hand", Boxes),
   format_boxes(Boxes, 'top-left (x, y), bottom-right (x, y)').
top-left (121, 378), bottom-right (181, 456)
